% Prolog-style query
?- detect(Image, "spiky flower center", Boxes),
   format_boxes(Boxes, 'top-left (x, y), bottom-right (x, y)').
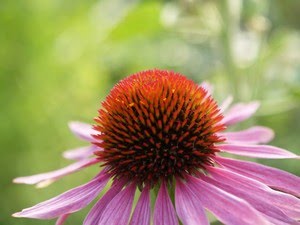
top-left (94, 69), bottom-right (225, 187)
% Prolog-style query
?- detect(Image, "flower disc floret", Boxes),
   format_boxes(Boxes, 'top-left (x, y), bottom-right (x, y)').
top-left (94, 69), bottom-right (225, 186)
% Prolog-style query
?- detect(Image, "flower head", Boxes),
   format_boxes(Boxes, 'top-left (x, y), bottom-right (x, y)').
top-left (94, 70), bottom-right (225, 187)
top-left (13, 69), bottom-right (300, 225)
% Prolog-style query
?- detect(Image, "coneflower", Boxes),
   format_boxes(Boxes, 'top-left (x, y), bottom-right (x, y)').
top-left (13, 69), bottom-right (300, 225)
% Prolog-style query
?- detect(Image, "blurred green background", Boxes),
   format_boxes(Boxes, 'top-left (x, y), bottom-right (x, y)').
top-left (1, 0), bottom-right (300, 224)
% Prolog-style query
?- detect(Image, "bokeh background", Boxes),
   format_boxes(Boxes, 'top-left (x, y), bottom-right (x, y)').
top-left (1, 0), bottom-right (300, 224)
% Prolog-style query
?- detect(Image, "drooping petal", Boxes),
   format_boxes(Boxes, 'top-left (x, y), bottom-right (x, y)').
top-left (13, 158), bottom-right (100, 188)
top-left (186, 175), bottom-right (269, 225)
top-left (208, 166), bottom-right (300, 219)
top-left (218, 143), bottom-right (298, 158)
top-left (68, 121), bottom-right (98, 142)
top-left (221, 101), bottom-right (260, 126)
top-left (217, 156), bottom-right (300, 197)
top-left (221, 126), bottom-right (274, 144)
top-left (83, 180), bottom-right (125, 225)
top-left (206, 167), bottom-right (299, 223)
top-left (219, 95), bottom-right (233, 113)
top-left (130, 186), bottom-right (151, 225)
top-left (55, 214), bottom-right (70, 225)
top-left (263, 216), bottom-right (295, 225)
top-left (63, 145), bottom-right (99, 160)
top-left (154, 181), bottom-right (179, 225)
top-left (175, 179), bottom-right (209, 225)
top-left (202, 176), bottom-right (295, 225)
top-left (98, 183), bottom-right (136, 225)
top-left (13, 171), bottom-right (110, 219)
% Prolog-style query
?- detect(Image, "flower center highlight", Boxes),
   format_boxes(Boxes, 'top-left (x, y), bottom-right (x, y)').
top-left (94, 69), bottom-right (225, 187)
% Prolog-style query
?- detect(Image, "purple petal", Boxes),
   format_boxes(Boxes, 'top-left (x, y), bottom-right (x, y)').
top-left (55, 214), bottom-right (70, 225)
top-left (205, 167), bottom-right (298, 223)
top-left (154, 181), bottom-right (179, 225)
top-left (218, 143), bottom-right (298, 158)
top-left (186, 175), bottom-right (269, 225)
top-left (68, 121), bottom-right (98, 142)
top-left (221, 126), bottom-right (274, 144)
top-left (84, 180), bottom-right (125, 225)
top-left (13, 171), bottom-right (110, 219)
top-left (98, 183), bottom-right (136, 225)
top-left (217, 156), bottom-right (300, 197)
top-left (175, 179), bottom-right (209, 225)
top-left (221, 101), bottom-right (260, 125)
top-left (207, 166), bottom-right (300, 220)
top-left (264, 216), bottom-right (295, 225)
top-left (13, 158), bottom-right (99, 188)
top-left (130, 186), bottom-right (151, 225)
top-left (202, 177), bottom-right (295, 225)
top-left (63, 145), bottom-right (99, 160)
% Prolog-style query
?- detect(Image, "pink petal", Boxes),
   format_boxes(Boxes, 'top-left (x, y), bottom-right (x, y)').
top-left (221, 101), bottom-right (260, 125)
top-left (12, 171), bottom-right (110, 219)
top-left (217, 156), bottom-right (300, 197)
top-left (217, 143), bottom-right (298, 158)
top-left (202, 176), bottom-right (295, 225)
top-left (207, 166), bottom-right (300, 220)
top-left (219, 95), bottom-right (233, 113)
top-left (264, 216), bottom-right (294, 225)
top-left (55, 214), bottom-right (70, 225)
top-left (68, 121), bottom-right (98, 142)
top-left (186, 175), bottom-right (269, 225)
top-left (98, 183), bottom-right (136, 225)
top-left (130, 186), bottom-right (151, 225)
top-left (175, 179), bottom-right (209, 225)
top-left (221, 126), bottom-right (274, 144)
top-left (154, 181), bottom-right (179, 225)
top-left (63, 145), bottom-right (99, 160)
top-left (13, 158), bottom-right (99, 188)
top-left (83, 180), bottom-right (125, 225)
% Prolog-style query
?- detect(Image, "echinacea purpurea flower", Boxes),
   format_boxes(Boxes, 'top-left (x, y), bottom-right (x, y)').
top-left (13, 69), bottom-right (300, 225)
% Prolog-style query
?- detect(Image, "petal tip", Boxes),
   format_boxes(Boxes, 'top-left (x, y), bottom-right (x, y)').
top-left (68, 121), bottom-right (97, 142)
top-left (200, 81), bottom-right (213, 94)
top-left (252, 100), bottom-right (260, 105)
top-left (68, 121), bottom-right (79, 128)
top-left (13, 178), bottom-right (21, 184)
top-left (35, 179), bottom-right (54, 188)
top-left (68, 121), bottom-right (90, 131)
top-left (256, 126), bottom-right (275, 143)
top-left (250, 101), bottom-right (260, 112)
top-left (266, 128), bottom-right (275, 141)
top-left (12, 212), bottom-right (21, 218)
top-left (13, 177), bottom-right (31, 185)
